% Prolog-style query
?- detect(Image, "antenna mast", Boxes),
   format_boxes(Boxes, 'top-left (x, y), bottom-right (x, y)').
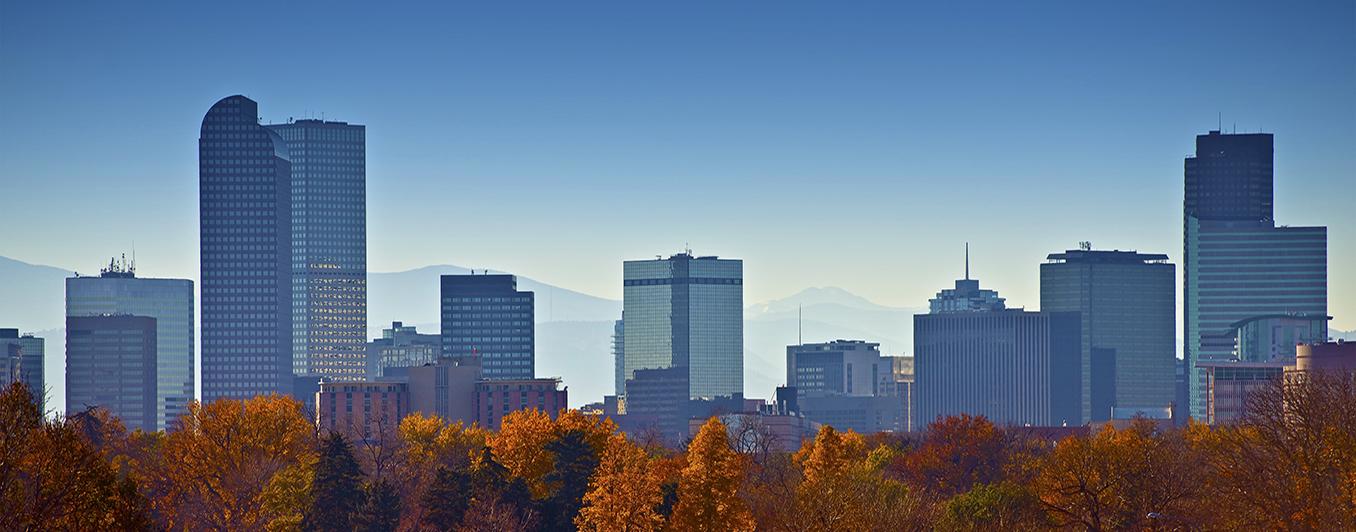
top-left (965, 242), bottom-right (970, 280)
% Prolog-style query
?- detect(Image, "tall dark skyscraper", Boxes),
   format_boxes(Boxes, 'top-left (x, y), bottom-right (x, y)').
top-left (440, 274), bottom-right (535, 380)
top-left (199, 95), bottom-right (293, 401)
top-left (1183, 131), bottom-right (1327, 419)
top-left (1040, 248), bottom-right (1175, 423)
top-left (266, 119), bottom-right (367, 381)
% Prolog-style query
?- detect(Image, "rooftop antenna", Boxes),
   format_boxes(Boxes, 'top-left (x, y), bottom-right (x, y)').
top-left (965, 242), bottom-right (970, 280)
top-left (1217, 112), bottom-right (1221, 131)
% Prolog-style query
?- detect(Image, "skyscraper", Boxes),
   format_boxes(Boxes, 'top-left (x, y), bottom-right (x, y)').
top-left (1040, 248), bottom-right (1175, 423)
top-left (440, 274), bottom-right (534, 380)
top-left (65, 315), bottom-right (158, 431)
top-left (265, 119), bottom-right (367, 382)
top-left (622, 252), bottom-right (742, 400)
top-left (786, 340), bottom-right (905, 433)
top-left (199, 95), bottom-right (293, 401)
top-left (1183, 131), bottom-right (1327, 419)
top-left (612, 318), bottom-right (624, 396)
top-left (66, 257), bottom-right (193, 429)
top-left (1, 329), bottom-right (44, 410)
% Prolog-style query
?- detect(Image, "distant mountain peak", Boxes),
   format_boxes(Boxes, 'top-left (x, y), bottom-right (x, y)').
top-left (747, 286), bottom-right (895, 315)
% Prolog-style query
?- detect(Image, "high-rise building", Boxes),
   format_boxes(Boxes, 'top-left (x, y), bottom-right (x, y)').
top-left (66, 315), bottom-right (158, 431)
top-left (265, 119), bottom-right (367, 382)
top-left (1183, 130), bottom-right (1327, 419)
top-left (66, 257), bottom-right (193, 429)
top-left (929, 245), bottom-right (1005, 314)
top-left (367, 321), bottom-right (441, 379)
top-left (786, 340), bottom-right (890, 398)
top-left (914, 309), bottom-right (1081, 428)
top-left (622, 252), bottom-right (742, 400)
top-left (1, 329), bottom-right (44, 409)
top-left (199, 95), bottom-right (294, 401)
top-left (440, 274), bottom-right (534, 380)
top-left (1230, 314), bottom-right (1330, 364)
top-left (1040, 248), bottom-right (1175, 423)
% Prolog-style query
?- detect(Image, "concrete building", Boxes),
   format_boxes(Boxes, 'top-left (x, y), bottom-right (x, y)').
top-left (795, 394), bottom-right (903, 435)
top-left (928, 245), bottom-right (1005, 314)
top-left (914, 306), bottom-right (1081, 428)
top-left (317, 381), bottom-right (409, 439)
top-left (620, 366), bottom-right (689, 443)
top-left (199, 95), bottom-right (294, 401)
top-left (1292, 341), bottom-right (1356, 373)
top-left (1040, 247), bottom-right (1175, 423)
top-left (407, 357), bottom-right (482, 425)
top-left (266, 119), bottom-right (368, 383)
top-left (66, 257), bottom-right (193, 429)
top-left (66, 315), bottom-right (157, 431)
top-left (476, 378), bottom-right (566, 431)
top-left (1183, 130), bottom-right (1327, 419)
top-left (612, 319), bottom-right (624, 396)
top-left (0, 329), bottom-right (44, 409)
top-left (1198, 361), bottom-right (1284, 424)
top-left (691, 412), bottom-right (821, 452)
top-left (368, 321), bottom-right (440, 379)
top-left (440, 274), bottom-right (534, 380)
top-left (785, 340), bottom-right (907, 433)
top-left (622, 252), bottom-right (743, 401)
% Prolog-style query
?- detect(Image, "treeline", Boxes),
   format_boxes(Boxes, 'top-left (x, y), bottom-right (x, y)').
top-left (2, 373), bottom-right (1354, 531)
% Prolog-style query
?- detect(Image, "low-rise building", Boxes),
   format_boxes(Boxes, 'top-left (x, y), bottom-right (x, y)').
top-left (476, 378), bottom-right (566, 430)
top-left (317, 381), bottom-right (411, 439)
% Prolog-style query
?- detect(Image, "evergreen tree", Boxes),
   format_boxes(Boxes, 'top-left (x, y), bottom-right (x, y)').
top-left (304, 432), bottom-right (365, 531)
top-left (543, 430), bottom-right (601, 530)
top-left (422, 466), bottom-right (472, 529)
top-left (352, 480), bottom-right (401, 532)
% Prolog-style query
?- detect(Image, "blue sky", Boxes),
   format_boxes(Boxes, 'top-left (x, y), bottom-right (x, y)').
top-left (2, 1), bottom-right (1353, 329)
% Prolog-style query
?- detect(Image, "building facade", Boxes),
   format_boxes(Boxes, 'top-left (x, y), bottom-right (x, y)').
top-left (1230, 314), bottom-right (1330, 364)
top-left (265, 119), bottom-right (367, 382)
top-left (786, 340), bottom-right (891, 397)
top-left (317, 381), bottom-right (409, 439)
top-left (66, 258), bottom-right (193, 429)
top-left (1198, 361), bottom-right (1284, 424)
top-left (440, 274), bottom-right (534, 380)
top-left (0, 329), bottom-right (44, 410)
top-left (612, 319), bottom-right (624, 396)
top-left (199, 95), bottom-right (294, 401)
top-left (914, 310), bottom-right (1081, 428)
top-left (1183, 130), bottom-right (1328, 419)
top-left (367, 321), bottom-right (441, 379)
top-left (1040, 248), bottom-right (1175, 423)
top-left (407, 357), bottom-right (482, 425)
top-left (66, 315), bottom-right (158, 431)
top-left (476, 378), bottom-right (566, 431)
top-left (622, 253), bottom-right (743, 400)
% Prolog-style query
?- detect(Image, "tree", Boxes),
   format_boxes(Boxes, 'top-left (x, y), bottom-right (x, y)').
top-left (937, 481), bottom-right (1046, 531)
top-left (788, 425), bottom-right (923, 531)
top-left (543, 430), bottom-right (602, 530)
top-left (352, 480), bottom-right (400, 532)
top-left (304, 432), bottom-right (365, 531)
top-left (488, 409), bottom-right (558, 497)
top-left (576, 434), bottom-right (665, 532)
top-left (157, 394), bottom-right (317, 530)
top-left (669, 418), bottom-right (754, 532)
top-left (422, 466), bottom-right (472, 529)
top-left (892, 414), bottom-right (1008, 498)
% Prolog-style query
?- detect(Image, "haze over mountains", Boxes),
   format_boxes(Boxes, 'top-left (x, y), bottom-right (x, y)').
top-left (10, 254), bottom-right (1348, 412)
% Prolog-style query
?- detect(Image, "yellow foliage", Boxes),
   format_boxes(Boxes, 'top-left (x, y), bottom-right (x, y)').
top-left (670, 418), bottom-right (754, 532)
top-left (575, 434), bottom-right (665, 532)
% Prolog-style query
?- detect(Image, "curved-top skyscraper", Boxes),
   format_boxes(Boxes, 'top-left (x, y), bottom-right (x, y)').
top-left (199, 95), bottom-right (294, 402)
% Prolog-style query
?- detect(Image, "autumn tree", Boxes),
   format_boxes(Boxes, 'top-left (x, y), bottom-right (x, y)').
top-left (783, 425), bottom-right (924, 531)
top-left (304, 432), bottom-right (365, 531)
top-left (892, 414), bottom-right (1007, 499)
top-left (670, 417), bottom-right (754, 532)
top-left (937, 481), bottom-right (1046, 531)
top-left (0, 382), bottom-right (152, 529)
top-left (396, 413), bottom-right (488, 526)
top-left (157, 394), bottom-right (317, 530)
top-left (575, 433), bottom-right (665, 532)
top-left (1033, 419), bottom-right (1207, 530)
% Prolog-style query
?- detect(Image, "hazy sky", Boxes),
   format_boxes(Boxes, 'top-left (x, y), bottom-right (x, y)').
top-left (2, 1), bottom-right (1353, 329)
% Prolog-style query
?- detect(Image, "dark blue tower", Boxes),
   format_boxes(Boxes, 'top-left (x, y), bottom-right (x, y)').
top-left (199, 95), bottom-right (293, 402)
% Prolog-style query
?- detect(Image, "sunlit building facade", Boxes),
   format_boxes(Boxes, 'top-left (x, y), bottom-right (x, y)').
top-left (266, 119), bottom-right (367, 382)
top-left (440, 274), bottom-right (535, 380)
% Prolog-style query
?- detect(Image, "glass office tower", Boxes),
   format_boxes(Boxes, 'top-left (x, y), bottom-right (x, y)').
top-left (622, 253), bottom-right (743, 400)
top-left (1183, 131), bottom-right (1327, 418)
top-left (1041, 249), bottom-right (1175, 423)
top-left (66, 315), bottom-right (158, 432)
top-left (1, 329), bottom-right (44, 410)
top-left (66, 258), bottom-right (193, 429)
top-left (199, 95), bottom-right (293, 401)
top-left (266, 119), bottom-right (367, 381)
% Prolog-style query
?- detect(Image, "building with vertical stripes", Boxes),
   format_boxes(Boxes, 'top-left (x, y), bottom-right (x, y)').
top-left (913, 309), bottom-right (1081, 428)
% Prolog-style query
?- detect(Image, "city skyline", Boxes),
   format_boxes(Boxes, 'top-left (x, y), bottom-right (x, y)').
top-left (2, 2), bottom-right (1353, 332)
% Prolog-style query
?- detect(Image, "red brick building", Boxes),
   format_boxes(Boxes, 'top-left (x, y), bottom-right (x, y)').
top-left (317, 381), bottom-right (410, 439)
top-left (476, 378), bottom-right (566, 430)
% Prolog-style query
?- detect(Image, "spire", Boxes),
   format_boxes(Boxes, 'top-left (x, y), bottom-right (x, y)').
top-left (965, 242), bottom-right (970, 280)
